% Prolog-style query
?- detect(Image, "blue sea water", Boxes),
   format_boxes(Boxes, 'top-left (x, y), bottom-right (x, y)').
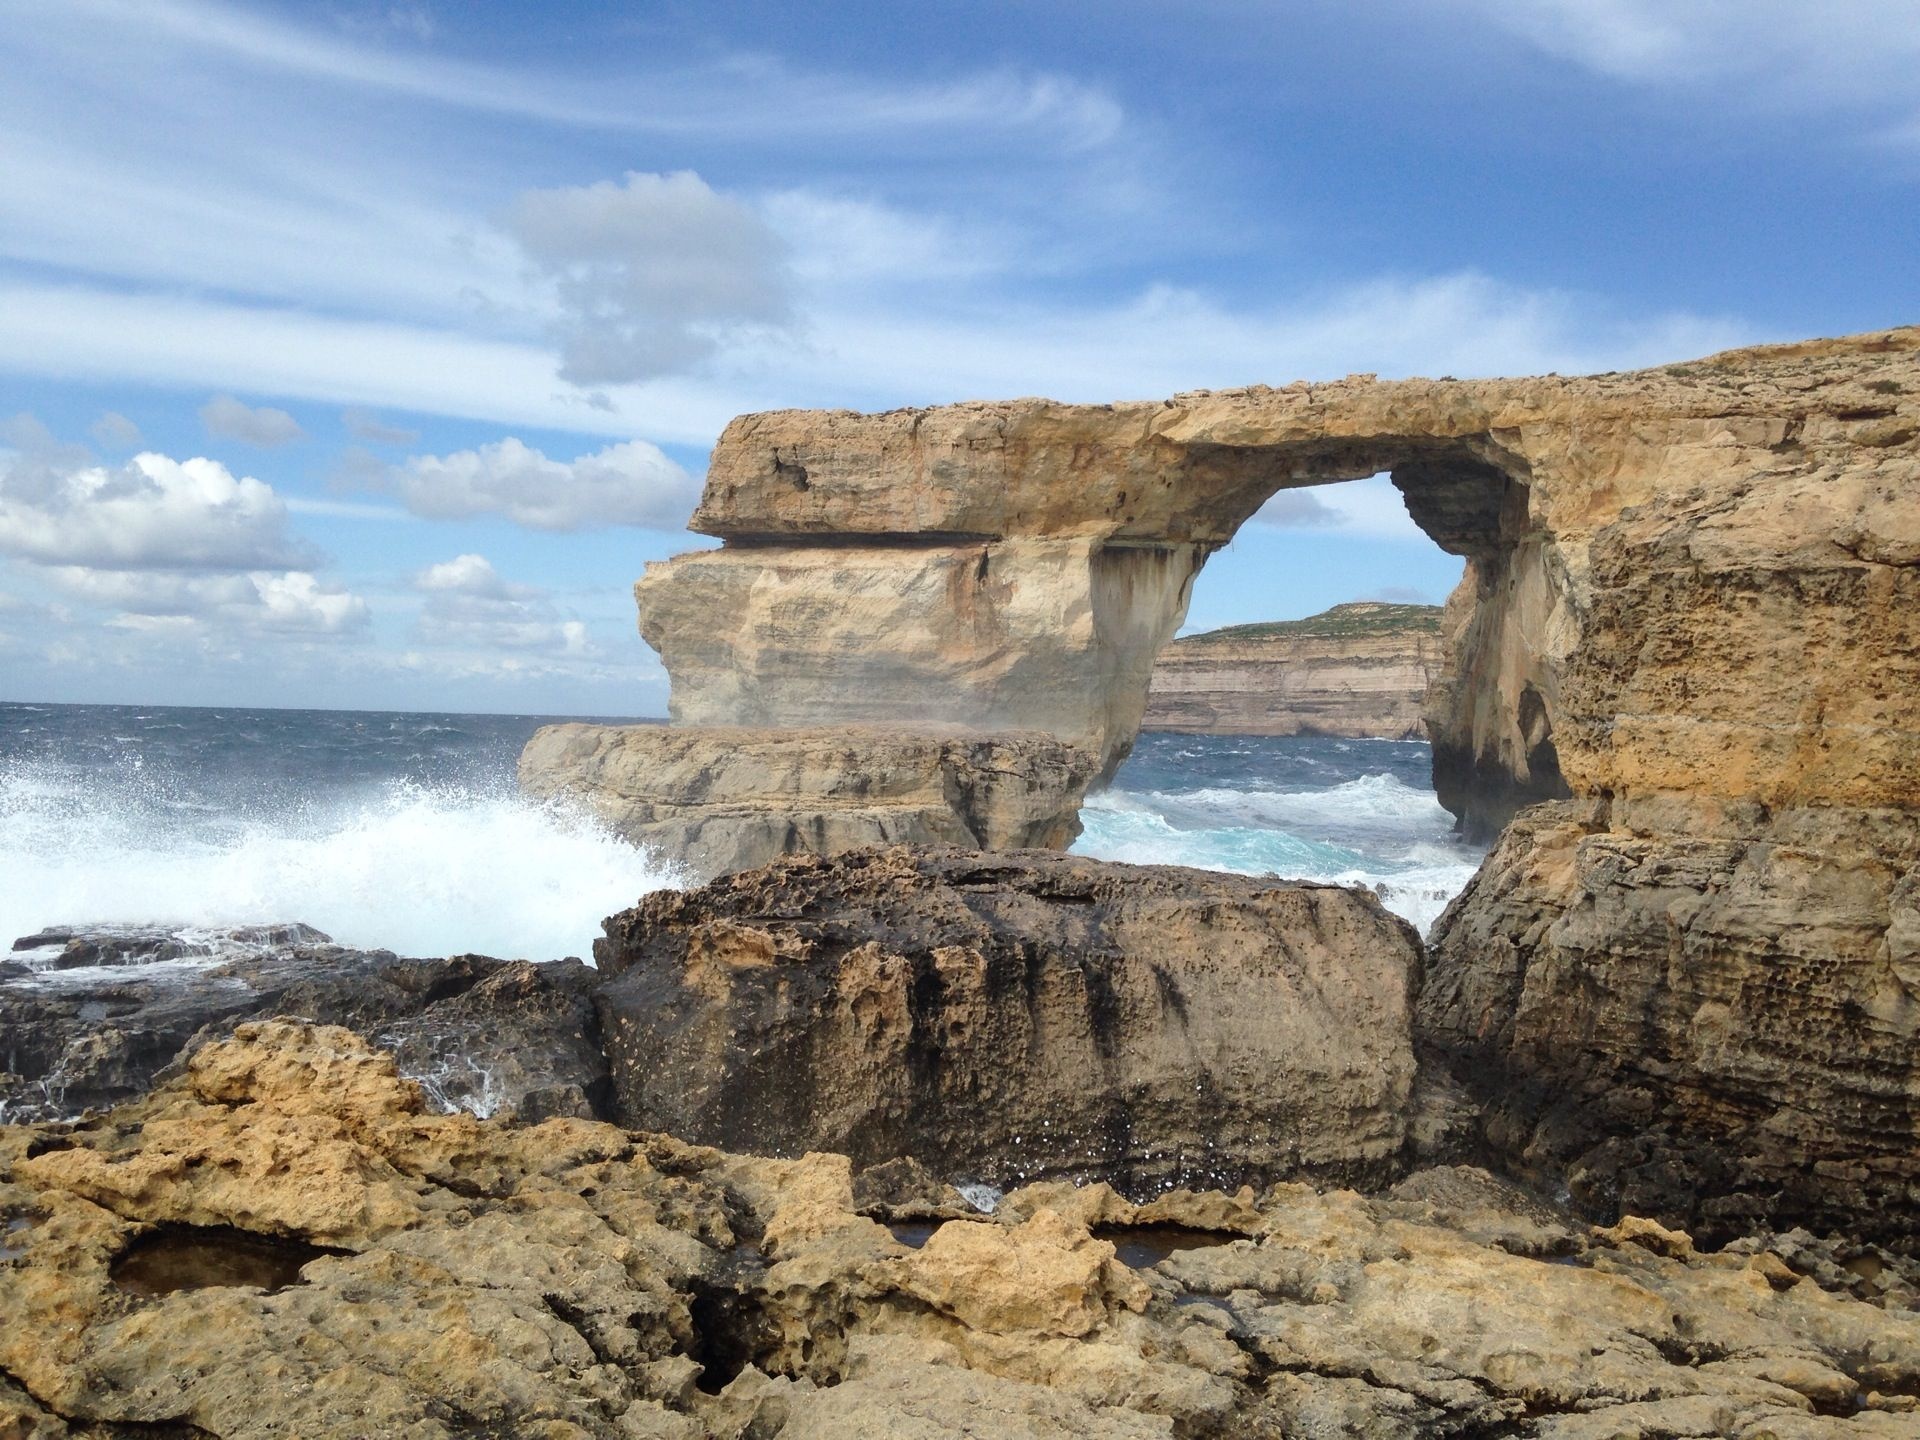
top-left (0, 704), bottom-right (1483, 959)
top-left (1072, 732), bottom-right (1483, 932)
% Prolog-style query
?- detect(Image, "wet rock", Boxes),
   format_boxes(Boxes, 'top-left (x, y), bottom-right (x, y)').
top-left (10, 923), bottom-right (333, 971)
top-left (0, 925), bottom-right (607, 1123)
top-left (4, 1022), bottom-right (1918, 1439)
top-left (595, 846), bottom-right (1425, 1193)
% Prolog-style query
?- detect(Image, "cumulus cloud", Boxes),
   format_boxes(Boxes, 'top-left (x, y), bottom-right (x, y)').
top-left (387, 436), bottom-right (700, 531)
top-left (508, 170), bottom-right (792, 385)
top-left (200, 393), bottom-right (308, 447)
top-left (341, 406), bottom-right (420, 446)
top-left (88, 411), bottom-right (143, 450)
top-left (44, 565), bottom-right (369, 635)
top-left (411, 552), bottom-right (587, 653)
top-left (0, 448), bottom-right (315, 571)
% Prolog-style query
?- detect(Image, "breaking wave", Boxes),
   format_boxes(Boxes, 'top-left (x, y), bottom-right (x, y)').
top-left (0, 755), bottom-right (683, 961)
top-left (1072, 773), bottom-right (1481, 933)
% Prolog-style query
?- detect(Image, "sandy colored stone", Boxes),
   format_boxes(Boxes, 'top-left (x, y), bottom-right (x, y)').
top-left (4, 1024), bottom-right (1920, 1438)
top-left (518, 723), bottom-right (1099, 880)
top-left (620, 326), bottom-right (1920, 1241)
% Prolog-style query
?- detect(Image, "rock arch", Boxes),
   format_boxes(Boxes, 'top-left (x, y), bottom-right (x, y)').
top-left (641, 403), bottom-right (1575, 837)
top-left (536, 327), bottom-right (1920, 1245)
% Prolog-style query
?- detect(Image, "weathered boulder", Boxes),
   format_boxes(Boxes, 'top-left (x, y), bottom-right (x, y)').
top-left (519, 723), bottom-right (1099, 880)
top-left (1143, 601), bottom-right (1444, 738)
top-left (0, 924), bottom-right (608, 1123)
top-left (593, 846), bottom-right (1425, 1192)
top-left (3, 1022), bottom-right (1918, 1438)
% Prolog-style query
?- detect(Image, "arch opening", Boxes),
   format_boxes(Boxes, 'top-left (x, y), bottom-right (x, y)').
top-left (1075, 448), bottom-right (1565, 932)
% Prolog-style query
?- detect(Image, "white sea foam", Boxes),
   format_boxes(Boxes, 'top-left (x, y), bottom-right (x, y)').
top-left (1073, 777), bottom-right (1482, 933)
top-left (0, 758), bottom-right (685, 962)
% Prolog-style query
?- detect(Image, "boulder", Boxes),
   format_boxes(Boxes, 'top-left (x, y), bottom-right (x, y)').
top-left (593, 846), bottom-right (1424, 1192)
top-left (519, 722), bottom-right (1100, 880)
top-left (0, 923), bottom-right (608, 1122)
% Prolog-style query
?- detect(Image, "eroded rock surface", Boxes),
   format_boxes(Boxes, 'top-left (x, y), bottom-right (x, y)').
top-left (594, 847), bottom-right (1425, 1192)
top-left (518, 723), bottom-right (1098, 881)
top-left (3, 1023), bottom-right (1917, 1438)
top-left (1420, 800), bottom-right (1920, 1251)
top-left (0, 925), bottom-right (607, 1124)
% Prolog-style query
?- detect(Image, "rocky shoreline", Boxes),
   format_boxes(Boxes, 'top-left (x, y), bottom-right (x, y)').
top-left (2, 1013), bottom-right (1916, 1438)
top-left (5, 325), bottom-right (1918, 1436)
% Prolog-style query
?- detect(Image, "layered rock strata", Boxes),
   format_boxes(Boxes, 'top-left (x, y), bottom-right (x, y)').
top-left (519, 724), bottom-right (1098, 880)
top-left (1142, 601), bottom-right (1444, 738)
top-left (622, 327), bottom-right (1920, 1244)
top-left (0, 924), bottom-right (608, 1123)
top-left (4, 1022), bottom-right (1918, 1438)
top-left (594, 847), bottom-right (1424, 1192)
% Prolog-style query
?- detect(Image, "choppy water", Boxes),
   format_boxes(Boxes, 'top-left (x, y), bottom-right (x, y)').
top-left (0, 703), bottom-right (685, 960)
top-left (0, 705), bottom-right (1482, 959)
top-left (1073, 732), bottom-right (1484, 932)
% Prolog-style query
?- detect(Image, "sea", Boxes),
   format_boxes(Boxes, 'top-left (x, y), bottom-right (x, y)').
top-left (0, 703), bottom-right (1485, 961)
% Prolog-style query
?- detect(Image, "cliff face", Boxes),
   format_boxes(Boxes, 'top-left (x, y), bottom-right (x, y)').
top-left (604, 325), bottom-right (1920, 1243)
top-left (1143, 601), bottom-right (1444, 738)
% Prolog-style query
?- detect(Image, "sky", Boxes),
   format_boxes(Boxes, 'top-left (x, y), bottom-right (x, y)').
top-left (0, 1), bottom-right (1915, 715)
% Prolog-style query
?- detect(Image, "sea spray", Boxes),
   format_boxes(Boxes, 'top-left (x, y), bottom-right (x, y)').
top-left (0, 757), bottom-right (683, 960)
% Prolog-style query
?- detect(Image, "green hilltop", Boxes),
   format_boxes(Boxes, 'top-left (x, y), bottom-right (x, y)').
top-left (1174, 601), bottom-right (1442, 645)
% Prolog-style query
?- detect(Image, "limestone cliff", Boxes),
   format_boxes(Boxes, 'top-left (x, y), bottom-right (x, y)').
top-left (617, 325), bottom-right (1920, 1245)
top-left (1143, 601), bottom-right (1444, 738)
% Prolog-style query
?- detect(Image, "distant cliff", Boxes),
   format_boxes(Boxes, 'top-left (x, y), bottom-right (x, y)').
top-left (1143, 601), bottom-right (1444, 739)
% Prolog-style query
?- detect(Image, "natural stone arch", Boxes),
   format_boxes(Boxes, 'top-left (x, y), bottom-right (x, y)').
top-left (525, 328), bottom-right (1920, 1245)
top-left (641, 409), bottom-right (1573, 837)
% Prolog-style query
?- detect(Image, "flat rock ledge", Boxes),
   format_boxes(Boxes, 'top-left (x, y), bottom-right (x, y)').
top-left (3, 1021), bottom-right (1918, 1439)
top-left (519, 724), bottom-right (1100, 881)
top-left (595, 847), bottom-right (1426, 1193)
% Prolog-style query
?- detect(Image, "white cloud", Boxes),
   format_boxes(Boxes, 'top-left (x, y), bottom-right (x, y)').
top-left (415, 552), bottom-right (523, 598)
top-left (1451, 0), bottom-right (1920, 133)
top-left (508, 171), bottom-right (793, 386)
top-left (88, 411), bottom-right (142, 450)
top-left (388, 437), bottom-right (701, 532)
top-left (0, 448), bottom-right (314, 571)
top-left (411, 552), bottom-right (588, 654)
top-left (1252, 475), bottom-right (1428, 543)
top-left (16, 3), bottom-right (1125, 146)
top-left (44, 565), bottom-right (369, 635)
top-left (341, 407), bottom-right (420, 446)
top-left (200, 393), bottom-right (308, 447)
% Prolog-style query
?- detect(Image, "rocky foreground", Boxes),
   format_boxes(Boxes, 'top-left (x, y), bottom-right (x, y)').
top-left (4, 1020), bottom-right (1919, 1440)
top-left (1142, 602), bottom-right (1445, 739)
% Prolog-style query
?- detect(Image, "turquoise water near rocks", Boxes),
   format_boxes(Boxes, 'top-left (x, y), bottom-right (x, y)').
top-left (1075, 732), bottom-right (1484, 932)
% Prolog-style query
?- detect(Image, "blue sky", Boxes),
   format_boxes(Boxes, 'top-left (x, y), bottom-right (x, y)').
top-left (1, 0), bottom-right (1914, 714)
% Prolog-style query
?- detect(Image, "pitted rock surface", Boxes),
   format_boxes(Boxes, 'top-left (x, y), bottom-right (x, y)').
top-left (2, 1023), bottom-right (1918, 1438)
